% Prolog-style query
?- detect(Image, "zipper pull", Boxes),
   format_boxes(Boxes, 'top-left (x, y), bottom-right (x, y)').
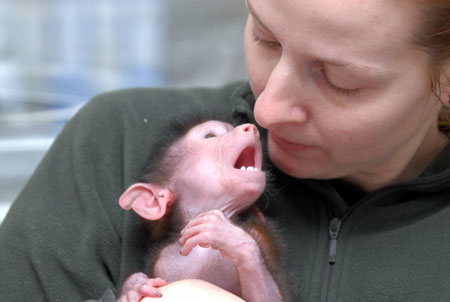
top-left (328, 217), bottom-right (342, 264)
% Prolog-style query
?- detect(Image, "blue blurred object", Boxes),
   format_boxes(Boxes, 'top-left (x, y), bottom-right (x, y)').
top-left (0, 0), bottom-right (167, 100)
top-left (0, 0), bottom-right (249, 223)
top-left (0, 0), bottom-right (168, 222)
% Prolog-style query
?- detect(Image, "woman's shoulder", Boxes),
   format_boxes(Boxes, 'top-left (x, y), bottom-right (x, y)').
top-left (82, 81), bottom-right (253, 116)
top-left (66, 81), bottom-right (254, 147)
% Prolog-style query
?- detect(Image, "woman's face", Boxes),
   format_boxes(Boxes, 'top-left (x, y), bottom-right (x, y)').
top-left (244, 0), bottom-right (446, 190)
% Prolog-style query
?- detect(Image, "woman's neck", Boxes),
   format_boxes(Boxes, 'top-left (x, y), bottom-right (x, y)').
top-left (345, 129), bottom-right (449, 192)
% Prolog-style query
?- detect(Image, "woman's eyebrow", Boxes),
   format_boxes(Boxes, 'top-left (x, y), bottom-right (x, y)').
top-left (246, 0), bottom-right (272, 32)
top-left (322, 58), bottom-right (384, 74)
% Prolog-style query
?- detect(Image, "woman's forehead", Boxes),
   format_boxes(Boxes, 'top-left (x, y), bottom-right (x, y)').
top-left (251, 0), bottom-right (416, 37)
top-left (249, 0), bottom-right (421, 68)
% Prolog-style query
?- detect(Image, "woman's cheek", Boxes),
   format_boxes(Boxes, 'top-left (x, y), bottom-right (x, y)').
top-left (245, 54), bottom-right (266, 98)
top-left (244, 37), bottom-right (274, 98)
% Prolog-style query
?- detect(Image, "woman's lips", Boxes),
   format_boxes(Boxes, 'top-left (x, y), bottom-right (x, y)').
top-left (269, 131), bottom-right (315, 152)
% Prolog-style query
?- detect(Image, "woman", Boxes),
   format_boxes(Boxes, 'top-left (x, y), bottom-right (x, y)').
top-left (1, 0), bottom-right (449, 301)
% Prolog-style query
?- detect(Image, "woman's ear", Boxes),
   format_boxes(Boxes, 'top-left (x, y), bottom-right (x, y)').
top-left (119, 183), bottom-right (174, 220)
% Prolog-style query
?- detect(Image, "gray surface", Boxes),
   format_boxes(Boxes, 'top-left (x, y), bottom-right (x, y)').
top-left (0, 0), bottom-right (249, 223)
top-left (167, 0), bottom-right (248, 86)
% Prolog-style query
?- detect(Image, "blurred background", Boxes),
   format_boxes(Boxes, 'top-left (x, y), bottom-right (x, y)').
top-left (0, 0), bottom-right (249, 223)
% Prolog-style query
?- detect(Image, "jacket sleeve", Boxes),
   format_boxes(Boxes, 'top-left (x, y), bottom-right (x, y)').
top-left (86, 289), bottom-right (117, 302)
top-left (0, 82), bottom-right (250, 301)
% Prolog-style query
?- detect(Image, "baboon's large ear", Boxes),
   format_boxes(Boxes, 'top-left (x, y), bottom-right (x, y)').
top-left (119, 183), bottom-right (174, 220)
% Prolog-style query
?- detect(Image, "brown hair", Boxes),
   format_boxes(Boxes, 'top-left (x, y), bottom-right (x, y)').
top-left (411, 0), bottom-right (450, 135)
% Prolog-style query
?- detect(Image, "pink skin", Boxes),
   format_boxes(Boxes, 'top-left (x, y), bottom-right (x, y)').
top-left (169, 121), bottom-right (266, 221)
top-left (178, 209), bottom-right (282, 302)
top-left (119, 121), bottom-right (281, 301)
top-left (178, 209), bottom-right (258, 263)
top-left (119, 122), bottom-right (266, 223)
top-left (244, 0), bottom-right (449, 191)
top-left (119, 273), bottom-right (168, 302)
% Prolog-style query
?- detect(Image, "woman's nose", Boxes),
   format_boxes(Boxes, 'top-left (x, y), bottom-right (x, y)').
top-left (254, 61), bottom-right (309, 129)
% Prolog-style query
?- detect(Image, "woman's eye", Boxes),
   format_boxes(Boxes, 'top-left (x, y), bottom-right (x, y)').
top-left (204, 133), bottom-right (216, 139)
top-left (322, 71), bottom-right (361, 97)
top-left (252, 31), bottom-right (280, 49)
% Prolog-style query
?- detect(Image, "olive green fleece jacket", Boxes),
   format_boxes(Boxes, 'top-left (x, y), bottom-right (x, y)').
top-left (0, 81), bottom-right (449, 302)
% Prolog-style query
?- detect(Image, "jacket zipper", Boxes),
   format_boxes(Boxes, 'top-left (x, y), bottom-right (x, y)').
top-left (320, 217), bottom-right (342, 302)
